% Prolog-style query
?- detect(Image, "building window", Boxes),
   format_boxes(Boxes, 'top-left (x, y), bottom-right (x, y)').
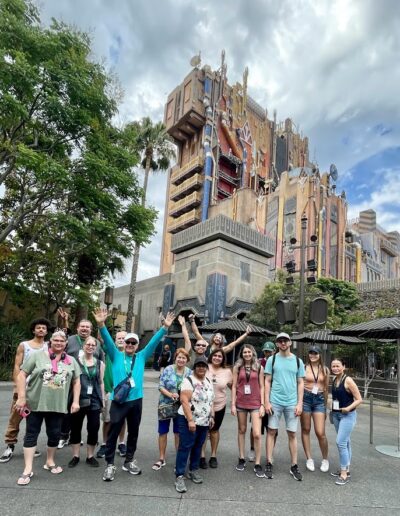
top-left (188, 260), bottom-right (199, 280)
top-left (240, 262), bottom-right (250, 283)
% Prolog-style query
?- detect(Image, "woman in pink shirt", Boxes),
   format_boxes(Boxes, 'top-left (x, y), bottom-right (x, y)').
top-left (231, 345), bottom-right (265, 478)
top-left (200, 349), bottom-right (232, 469)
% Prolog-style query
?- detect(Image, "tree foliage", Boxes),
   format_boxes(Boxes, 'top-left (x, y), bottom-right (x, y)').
top-left (0, 0), bottom-right (157, 313)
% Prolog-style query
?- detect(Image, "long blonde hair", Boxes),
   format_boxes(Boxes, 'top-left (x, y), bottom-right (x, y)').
top-left (234, 344), bottom-right (259, 371)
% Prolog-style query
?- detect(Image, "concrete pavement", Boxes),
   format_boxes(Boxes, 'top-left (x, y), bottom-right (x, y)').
top-left (0, 371), bottom-right (399, 515)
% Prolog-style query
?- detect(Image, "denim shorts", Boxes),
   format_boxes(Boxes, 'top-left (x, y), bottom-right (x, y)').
top-left (268, 403), bottom-right (298, 432)
top-left (302, 390), bottom-right (326, 414)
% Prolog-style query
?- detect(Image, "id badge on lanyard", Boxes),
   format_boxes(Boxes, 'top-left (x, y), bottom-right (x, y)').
top-left (311, 384), bottom-right (318, 395)
top-left (333, 399), bottom-right (340, 411)
top-left (129, 378), bottom-right (135, 388)
top-left (87, 384), bottom-right (93, 395)
top-left (244, 384), bottom-right (251, 395)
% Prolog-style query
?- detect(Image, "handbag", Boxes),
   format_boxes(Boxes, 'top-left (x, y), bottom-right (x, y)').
top-left (113, 355), bottom-right (136, 404)
top-left (158, 400), bottom-right (180, 420)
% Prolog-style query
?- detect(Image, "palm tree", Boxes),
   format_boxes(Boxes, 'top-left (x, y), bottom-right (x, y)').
top-left (125, 117), bottom-right (175, 331)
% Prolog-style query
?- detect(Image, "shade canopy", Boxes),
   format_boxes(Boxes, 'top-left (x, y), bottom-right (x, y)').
top-left (200, 319), bottom-right (275, 336)
top-left (292, 330), bottom-right (364, 344)
top-left (333, 316), bottom-right (400, 340)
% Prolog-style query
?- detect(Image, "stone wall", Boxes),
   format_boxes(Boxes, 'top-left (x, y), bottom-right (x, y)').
top-left (357, 280), bottom-right (400, 315)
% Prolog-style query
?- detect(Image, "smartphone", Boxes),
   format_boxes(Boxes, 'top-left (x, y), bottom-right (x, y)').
top-left (20, 406), bottom-right (31, 418)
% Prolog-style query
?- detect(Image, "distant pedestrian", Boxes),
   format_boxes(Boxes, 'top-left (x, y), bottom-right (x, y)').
top-left (330, 357), bottom-right (362, 485)
top-left (158, 344), bottom-right (172, 374)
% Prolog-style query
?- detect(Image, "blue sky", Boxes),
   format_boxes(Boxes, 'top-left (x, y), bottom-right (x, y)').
top-left (38, 0), bottom-right (400, 284)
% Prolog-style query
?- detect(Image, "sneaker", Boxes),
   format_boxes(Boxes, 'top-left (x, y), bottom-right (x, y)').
top-left (68, 456), bottom-right (80, 468)
top-left (331, 469), bottom-right (351, 478)
top-left (199, 457), bottom-right (208, 469)
top-left (117, 443), bottom-right (127, 457)
top-left (209, 457), bottom-right (218, 468)
top-left (0, 445), bottom-right (14, 463)
top-left (335, 475), bottom-right (350, 485)
top-left (86, 457), bottom-right (99, 468)
top-left (306, 458), bottom-right (315, 471)
top-left (57, 439), bottom-right (68, 449)
top-left (96, 444), bottom-right (106, 459)
top-left (188, 470), bottom-right (203, 484)
top-left (175, 475), bottom-right (187, 493)
top-left (236, 458), bottom-right (246, 471)
top-left (265, 461), bottom-right (274, 479)
top-left (248, 449), bottom-right (256, 462)
top-left (122, 459), bottom-right (142, 475)
top-left (290, 464), bottom-right (303, 481)
top-left (34, 450), bottom-right (41, 458)
top-left (254, 464), bottom-right (264, 478)
top-left (103, 464), bottom-right (116, 481)
top-left (320, 459), bottom-right (330, 473)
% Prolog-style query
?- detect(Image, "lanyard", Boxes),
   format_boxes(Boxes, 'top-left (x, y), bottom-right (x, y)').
top-left (245, 366), bottom-right (252, 383)
top-left (81, 356), bottom-right (97, 379)
top-left (124, 353), bottom-right (136, 377)
top-left (76, 335), bottom-right (83, 348)
top-left (310, 365), bottom-right (320, 383)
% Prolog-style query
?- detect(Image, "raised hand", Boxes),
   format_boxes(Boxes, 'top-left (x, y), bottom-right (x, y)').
top-left (92, 307), bottom-right (109, 327)
top-left (245, 325), bottom-right (252, 335)
top-left (163, 311), bottom-right (175, 328)
top-left (178, 315), bottom-right (185, 326)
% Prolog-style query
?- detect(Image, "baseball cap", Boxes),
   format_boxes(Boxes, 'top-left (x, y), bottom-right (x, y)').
top-left (262, 341), bottom-right (275, 352)
top-left (276, 332), bottom-right (291, 341)
top-left (193, 356), bottom-right (208, 368)
top-left (124, 332), bottom-right (139, 343)
top-left (309, 345), bottom-right (322, 354)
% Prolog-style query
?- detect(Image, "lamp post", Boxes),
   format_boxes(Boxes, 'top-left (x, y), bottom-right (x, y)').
top-left (104, 286), bottom-right (114, 311)
top-left (298, 214), bottom-right (307, 334)
top-left (111, 306), bottom-right (119, 336)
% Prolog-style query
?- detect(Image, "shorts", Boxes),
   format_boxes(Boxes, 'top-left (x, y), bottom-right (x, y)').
top-left (268, 403), bottom-right (298, 433)
top-left (237, 407), bottom-right (260, 414)
top-left (101, 393), bottom-right (112, 423)
top-left (210, 406), bottom-right (226, 432)
top-left (158, 417), bottom-right (179, 435)
top-left (302, 390), bottom-right (326, 414)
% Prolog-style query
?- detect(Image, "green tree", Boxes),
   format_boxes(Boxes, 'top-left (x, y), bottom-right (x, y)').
top-left (125, 117), bottom-right (175, 331)
top-left (0, 0), bottom-right (157, 316)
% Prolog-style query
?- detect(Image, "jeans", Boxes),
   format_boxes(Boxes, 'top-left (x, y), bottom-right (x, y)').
top-left (24, 411), bottom-right (64, 448)
top-left (332, 410), bottom-right (357, 469)
top-left (175, 415), bottom-right (208, 477)
top-left (70, 407), bottom-right (101, 446)
top-left (105, 398), bottom-right (142, 464)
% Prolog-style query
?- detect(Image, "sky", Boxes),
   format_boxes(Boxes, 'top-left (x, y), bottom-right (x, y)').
top-left (38, 0), bottom-right (400, 285)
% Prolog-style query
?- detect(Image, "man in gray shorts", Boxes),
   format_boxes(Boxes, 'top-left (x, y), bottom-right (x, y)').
top-left (264, 332), bottom-right (305, 481)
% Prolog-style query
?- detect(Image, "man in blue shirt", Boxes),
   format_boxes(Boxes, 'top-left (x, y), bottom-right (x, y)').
top-left (93, 308), bottom-right (175, 482)
top-left (264, 332), bottom-right (305, 481)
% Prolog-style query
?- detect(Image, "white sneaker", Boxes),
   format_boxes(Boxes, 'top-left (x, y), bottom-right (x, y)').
top-left (320, 459), bottom-right (329, 473)
top-left (247, 450), bottom-right (256, 462)
top-left (57, 439), bottom-right (67, 449)
top-left (306, 458), bottom-right (315, 471)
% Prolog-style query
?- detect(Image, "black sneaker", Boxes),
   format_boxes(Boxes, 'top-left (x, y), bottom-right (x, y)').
top-left (209, 456), bottom-right (218, 468)
top-left (96, 444), bottom-right (106, 458)
top-left (117, 443), bottom-right (127, 457)
top-left (236, 458), bottom-right (246, 471)
top-left (68, 456), bottom-right (80, 468)
top-left (265, 462), bottom-right (273, 479)
top-left (331, 469), bottom-right (351, 478)
top-left (199, 457), bottom-right (208, 469)
top-left (254, 464), bottom-right (264, 478)
top-left (290, 464), bottom-right (303, 481)
top-left (86, 456), bottom-right (99, 467)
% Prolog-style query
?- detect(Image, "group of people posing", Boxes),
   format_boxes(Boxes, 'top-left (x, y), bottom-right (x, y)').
top-left (0, 311), bottom-right (362, 494)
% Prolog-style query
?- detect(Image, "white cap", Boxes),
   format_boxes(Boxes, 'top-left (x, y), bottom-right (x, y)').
top-left (276, 332), bottom-right (291, 341)
top-left (124, 332), bottom-right (139, 343)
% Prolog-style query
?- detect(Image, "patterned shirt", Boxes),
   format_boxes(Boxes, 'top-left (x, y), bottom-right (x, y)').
top-left (159, 364), bottom-right (191, 405)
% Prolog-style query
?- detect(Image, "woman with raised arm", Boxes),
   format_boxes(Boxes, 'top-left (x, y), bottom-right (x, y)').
top-left (231, 344), bottom-right (265, 478)
top-left (300, 345), bottom-right (330, 473)
top-left (68, 336), bottom-right (105, 469)
top-left (93, 308), bottom-right (175, 483)
top-left (179, 314), bottom-right (209, 368)
top-left (188, 314), bottom-right (251, 354)
top-left (330, 357), bottom-right (362, 485)
top-left (15, 331), bottom-right (81, 485)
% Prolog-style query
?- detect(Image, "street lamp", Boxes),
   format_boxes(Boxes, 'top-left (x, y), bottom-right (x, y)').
top-left (111, 306), bottom-right (119, 336)
top-left (104, 286), bottom-right (114, 311)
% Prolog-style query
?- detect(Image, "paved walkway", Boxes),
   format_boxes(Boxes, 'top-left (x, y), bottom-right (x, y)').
top-left (0, 371), bottom-right (399, 515)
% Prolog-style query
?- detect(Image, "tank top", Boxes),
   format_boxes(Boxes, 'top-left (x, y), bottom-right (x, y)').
top-left (331, 375), bottom-right (354, 411)
top-left (22, 341), bottom-right (48, 363)
top-left (235, 365), bottom-right (261, 410)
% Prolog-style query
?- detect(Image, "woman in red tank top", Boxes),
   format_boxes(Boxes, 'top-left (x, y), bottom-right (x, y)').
top-left (231, 345), bottom-right (265, 478)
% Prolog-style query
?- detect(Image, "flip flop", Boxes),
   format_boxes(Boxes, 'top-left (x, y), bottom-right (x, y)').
top-left (43, 464), bottom-right (63, 474)
top-left (152, 460), bottom-right (166, 471)
top-left (17, 472), bottom-right (33, 485)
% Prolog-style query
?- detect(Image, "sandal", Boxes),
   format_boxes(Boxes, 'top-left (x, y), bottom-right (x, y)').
top-left (17, 472), bottom-right (33, 486)
top-left (43, 464), bottom-right (63, 474)
top-left (152, 460), bottom-right (166, 471)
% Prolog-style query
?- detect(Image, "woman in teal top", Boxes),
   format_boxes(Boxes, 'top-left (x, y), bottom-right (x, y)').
top-left (93, 308), bottom-right (175, 483)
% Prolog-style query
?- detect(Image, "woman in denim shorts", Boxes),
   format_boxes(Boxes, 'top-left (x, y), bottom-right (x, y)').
top-left (300, 345), bottom-right (330, 473)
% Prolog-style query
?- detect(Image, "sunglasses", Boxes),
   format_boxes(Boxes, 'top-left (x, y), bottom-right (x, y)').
top-left (277, 339), bottom-right (289, 343)
top-left (195, 343), bottom-right (207, 347)
top-left (125, 341), bottom-right (138, 345)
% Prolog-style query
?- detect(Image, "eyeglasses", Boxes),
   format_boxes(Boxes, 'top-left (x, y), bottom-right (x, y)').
top-left (195, 343), bottom-right (207, 347)
top-left (125, 341), bottom-right (138, 345)
top-left (277, 339), bottom-right (289, 343)
top-left (85, 343), bottom-right (96, 347)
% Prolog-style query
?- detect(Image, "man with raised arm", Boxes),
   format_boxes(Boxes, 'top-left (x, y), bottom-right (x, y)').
top-left (93, 308), bottom-right (175, 482)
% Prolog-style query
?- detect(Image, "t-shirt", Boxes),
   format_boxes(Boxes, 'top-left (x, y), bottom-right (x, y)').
top-left (178, 375), bottom-right (215, 426)
top-left (206, 366), bottom-right (232, 411)
top-left (22, 350), bottom-right (81, 413)
top-left (265, 354), bottom-right (305, 407)
top-left (67, 334), bottom-right (104, 362)
top-left (100, 325), bottom-right (167, 402)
